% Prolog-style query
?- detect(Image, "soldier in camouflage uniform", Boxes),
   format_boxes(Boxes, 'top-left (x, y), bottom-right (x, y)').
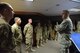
top-left (12, 17), bottom-right (22, 53)
top-left (35, 22), bottom-right (43, 48)
top-left (56, 10), bottom-right (73, 53)
top-left (23, 19), bottom-right (35, 53)
top-left (43, 24), bottom-right (48, 43)
top-left (0, 2), bottom-right (15, 53)
top-left (48, 23), bottom-right (53, 40)
top-left (77, 21), bottom-right (80, 33)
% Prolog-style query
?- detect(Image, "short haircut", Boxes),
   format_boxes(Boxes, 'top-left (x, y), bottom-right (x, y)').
top-left (0, 2), bottom-right (12, 13)
top-left (63, 10), bottom-right (69, 14)
top-left (28, 18), bottom-right (32, 21)
top-left (28, 18), bottom-right (32, 20)
top-left (14, 17), bottom-right (20, 22)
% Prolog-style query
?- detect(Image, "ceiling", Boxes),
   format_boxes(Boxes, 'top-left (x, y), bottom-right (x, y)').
top-left (0, 0), bottom-right (80, 16)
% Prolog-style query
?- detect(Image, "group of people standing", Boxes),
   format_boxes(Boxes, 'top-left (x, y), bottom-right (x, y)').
top-left (12, 17), bottom-right (54, 53)
top-left (0, 2), bottom-right (73, 53)
top-left (0, 2), bottom-right (54, 53)
top-left (34, 22), bottom-right (53, 48)
top-left (12, 17), bottom-right (36, 53)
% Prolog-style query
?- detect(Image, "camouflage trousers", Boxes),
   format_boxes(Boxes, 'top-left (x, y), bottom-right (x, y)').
top-left (13, 43), bottom-right (22, 53)
top-left (42, 34), bottom-right (48, 43)
top-left (25, 37), bottom-right (33, 52)
top-left (36, 34), bottom-right (43, 46)
top-left (60, 33), bottom-right (71, 53)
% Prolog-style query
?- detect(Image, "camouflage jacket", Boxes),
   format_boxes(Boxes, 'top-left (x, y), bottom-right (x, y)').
top-left (12, 23), bottom-right (22, 45)
top-left (34, 26), bottom-right (43, 35)
top-left (57, 17), bottom-right (73, 34)
top-left (23, 23), bottom-right (33, 38)
top-left (0, 18), bottom-right (15, 52)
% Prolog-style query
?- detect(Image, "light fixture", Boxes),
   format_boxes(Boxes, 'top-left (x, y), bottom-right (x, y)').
top-left (71, 0), bottom-right (80, 2)
top-left (26, 0), bottom-right (33, 1)
top-left (68, 8), bottom-right (80, 12)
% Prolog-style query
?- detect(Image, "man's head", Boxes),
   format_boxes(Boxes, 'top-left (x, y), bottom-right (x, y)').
top-left (44, 24), bottom-right (46, 26)
top-left (28, 18), bottom-right (32, 24)
top-left (62, 10), bottom-right (69, 19)
top-left (14, 17), bottom-right (21, 25)
top-left (38, 22), bottom-right (40, 26)
top-left (0, 2), bottom-right (14, 22)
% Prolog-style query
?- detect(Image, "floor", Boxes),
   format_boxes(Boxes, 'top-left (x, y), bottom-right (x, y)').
top-left (21, 40), bottom-right (61, 53)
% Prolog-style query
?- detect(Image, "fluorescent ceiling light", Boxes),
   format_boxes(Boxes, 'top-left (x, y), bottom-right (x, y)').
top-left (68, 8), bottom-right (80, 12)
top-left (72, 0), bottom-right (80, 2)
top-left (26, 0), bottom-right (33, 1)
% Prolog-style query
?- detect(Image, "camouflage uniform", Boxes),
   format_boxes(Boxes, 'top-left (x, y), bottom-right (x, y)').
top-left (0, 18), bottom-right (15, 53)
top-left (48, 25), bottom-right (53, 40)
top-left (35, 25), bottom-right (43, 47)
top-left (43, 25), bottom-right (48, 43)
top-left (77, 21), bottom-right (80, 33)
top-left (56, 17), bottom-right (73, 53)
top-left (12, 23), bottom-right (22, 53)
top-left (23, 23), bottom-right (33, 51)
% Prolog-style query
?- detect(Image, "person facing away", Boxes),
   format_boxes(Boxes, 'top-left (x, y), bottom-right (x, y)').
top-left (56, 10), bottom-right (73, 53)
top-left (0, 2), bottom-right (15, 53)
top-left (11, 17), bottom-right (22, 53)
